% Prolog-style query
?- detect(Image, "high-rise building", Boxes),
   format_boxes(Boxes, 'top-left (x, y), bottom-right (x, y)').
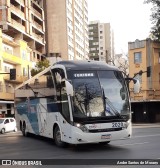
top-left (128, 39), bottom-right (160, 123)
top-left (44, 0), bottom-right (89, 61)
top-left (89, 21), bottom-right (114, 63)
top-left (0, 0), bottom-right (45, 117)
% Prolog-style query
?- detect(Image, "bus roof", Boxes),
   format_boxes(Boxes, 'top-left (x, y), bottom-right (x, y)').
top-left (56, 60), bottom-right (119, 71)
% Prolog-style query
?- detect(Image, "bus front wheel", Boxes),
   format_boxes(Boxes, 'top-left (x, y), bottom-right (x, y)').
top-left (53, 126), bottom-right (67, 147)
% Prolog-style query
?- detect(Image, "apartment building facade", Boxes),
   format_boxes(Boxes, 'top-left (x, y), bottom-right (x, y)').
top-left (129, 39), bottom-right (160, 123)
top-left (44, 0), bottom-right (89, 61)
top-left (0, 0), bottom-right (45, 117)
top-left (89, 21), bottom-right (114, 63)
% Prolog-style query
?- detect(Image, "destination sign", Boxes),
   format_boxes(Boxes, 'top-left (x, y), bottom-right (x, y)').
top-left (74, 73), bottom-right (95, 78)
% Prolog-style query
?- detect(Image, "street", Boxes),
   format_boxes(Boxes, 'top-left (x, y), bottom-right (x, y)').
top-left (0, 124), bottom-right (160, 168)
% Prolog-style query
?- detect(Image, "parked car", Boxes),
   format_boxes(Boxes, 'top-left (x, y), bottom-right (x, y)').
top-left (0, 118), bottom-right (17, 134)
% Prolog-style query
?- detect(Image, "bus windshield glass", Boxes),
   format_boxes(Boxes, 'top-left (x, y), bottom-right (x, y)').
top-left (68, 70), bottom-right (130, 119)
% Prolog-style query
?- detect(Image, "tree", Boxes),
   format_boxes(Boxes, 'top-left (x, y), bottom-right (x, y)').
top-left (31, 59), bottom-right (50, 76)
top-left (144, 0), bottom-right (160, 41)
top-left (107, 54), bottom-right (129, 77)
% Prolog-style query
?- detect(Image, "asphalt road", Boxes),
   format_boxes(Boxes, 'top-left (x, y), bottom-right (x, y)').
top-left (0, 124), bottom-right (160, 168)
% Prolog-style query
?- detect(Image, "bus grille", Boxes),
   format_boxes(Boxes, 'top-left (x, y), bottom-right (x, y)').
top-left (89, 128), bottom-right (122, 133)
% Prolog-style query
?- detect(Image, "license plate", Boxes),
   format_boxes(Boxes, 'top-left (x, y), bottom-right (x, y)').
top-left (112, 122), bottom-right (124, 128)
top-left (101, 134), bottom-right (111, 139)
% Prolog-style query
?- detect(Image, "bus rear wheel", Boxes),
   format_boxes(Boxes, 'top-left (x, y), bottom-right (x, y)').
top-left (22, 123), bottom-right (28, 137)
top-left (54, 126), bottom-right (67, 147)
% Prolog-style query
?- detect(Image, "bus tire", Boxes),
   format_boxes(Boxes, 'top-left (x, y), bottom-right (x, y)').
top-left (99, 141), bottom-right (110, 145)
top-left (22, 123), bottom-right (28, 137)
top-left (53, 126), bottom-right (66, 147)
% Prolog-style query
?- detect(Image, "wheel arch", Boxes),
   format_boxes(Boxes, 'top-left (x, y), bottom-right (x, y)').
top-left (53, 122), bottom-right (60, 138)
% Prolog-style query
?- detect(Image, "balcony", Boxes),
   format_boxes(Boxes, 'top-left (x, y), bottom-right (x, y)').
top-left (3, 74), bottom-right (28, 84)
top-left (30, 7), bottom-right (42, 18)
top-left (32, 21), bottom-right (43, 31)
top-left (32, 32), bottom-right (43, 43)
top-left (11, 19), bottom-right (25, 32)
top-left (2, 33), bottom-right (19, 47)
top-left (2, 52), bottom-right (21, 65)
top-left (10, 4), bottom-right (25, 19)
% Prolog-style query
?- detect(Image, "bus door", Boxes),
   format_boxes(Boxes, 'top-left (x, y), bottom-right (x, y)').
top-left (52, 68), bottom-right (72, 142)
top-left (27, 98), bottom-right (39, 135)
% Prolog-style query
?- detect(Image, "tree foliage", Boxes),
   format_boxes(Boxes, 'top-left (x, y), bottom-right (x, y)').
top-left (107, 55), bottom-right (129, 77)
top-left (144, 0), bottom-right (160, 41)
top-left (31, 59), bottom-right (50, 76)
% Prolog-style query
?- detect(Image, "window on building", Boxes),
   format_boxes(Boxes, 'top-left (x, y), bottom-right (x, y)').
top-left (100, 36), bottom-right (103, 39)
top-left (100, 31), bottom-right (103, 34)
top-left (23, 67), bottom-right (27, 77)
top-left (159, 53), bottom-right (160, 63)
top-left (100, 47), bottom-right (103, 50)
top-left (134, 52), bottom-right (142, 64)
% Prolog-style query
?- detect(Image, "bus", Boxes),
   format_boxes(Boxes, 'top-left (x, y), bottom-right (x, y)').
top-left (14, 60), bottom-right (140, 147)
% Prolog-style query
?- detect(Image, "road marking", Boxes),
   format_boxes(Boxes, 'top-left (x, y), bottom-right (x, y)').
top-left (133, 134), bottom-right (160, 138)
top-left (118, 142), bottom-right (149, 146)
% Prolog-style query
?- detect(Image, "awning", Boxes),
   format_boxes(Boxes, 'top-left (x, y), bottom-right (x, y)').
top-left (0, 101), bottom-right (14, 104)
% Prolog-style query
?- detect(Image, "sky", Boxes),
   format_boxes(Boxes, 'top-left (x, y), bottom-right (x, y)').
top-left (88, 0), bottom-right (153, 54)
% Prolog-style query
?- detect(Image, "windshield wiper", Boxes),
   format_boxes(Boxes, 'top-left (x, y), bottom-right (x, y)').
top-left (102, 87), bottom-right (122, 118)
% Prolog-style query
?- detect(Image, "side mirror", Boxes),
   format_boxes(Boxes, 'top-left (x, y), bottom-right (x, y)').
top-left (65, 80), bottom-right (73, 96)
top-left (133, 79), bottom-right (140, 93)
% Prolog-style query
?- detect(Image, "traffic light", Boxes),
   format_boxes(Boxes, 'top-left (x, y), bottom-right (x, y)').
top-left (10, 69), bottom-right (16, 80)
top-left (147, 66), bottom-right (151, 77)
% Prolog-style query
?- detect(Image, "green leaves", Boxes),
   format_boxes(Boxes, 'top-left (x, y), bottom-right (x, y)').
top-left (31, 59), bottom-right (50, 76)
top-left (144, 0), bottom-right (160, 41)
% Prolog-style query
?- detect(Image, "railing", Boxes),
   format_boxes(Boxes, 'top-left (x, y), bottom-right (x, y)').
top-left (30, 7), bottom-right (42, 18)
top-left (32, 32), bottom-right (43, 42)
top-left (10, 4), bottom-right (25, 18)
top-left (3, 74), bottom-right (28, 83)
top-left (11, 19), bottom-right (25, 31)
top-left (32, 20), bottom-right (43, 31)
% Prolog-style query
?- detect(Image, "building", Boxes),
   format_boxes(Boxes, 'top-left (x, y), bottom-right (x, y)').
top-left (44, 0), bottom-right (89, 61)
top-left (89, 21), bottom-right (114, 63)
top-left (0, 0), bottom-right (45, 117)
top-left (128, 39), bottom-right (160, 123)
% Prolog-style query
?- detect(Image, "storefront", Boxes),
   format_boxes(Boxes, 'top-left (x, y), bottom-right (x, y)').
top-left (131, 101), bottom-right (160, 123)
top-left (0, 101), bottom-right (14, 118)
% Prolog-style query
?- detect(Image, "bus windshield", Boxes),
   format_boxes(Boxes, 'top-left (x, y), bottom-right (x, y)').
top-left (68, 70), bottom-right (130, 119)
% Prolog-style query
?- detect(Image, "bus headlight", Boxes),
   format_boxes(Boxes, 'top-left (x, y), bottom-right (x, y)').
top-left (74, 123), bottom-right (89, 132)
top-left (123, 120), bottom-right (131, 129)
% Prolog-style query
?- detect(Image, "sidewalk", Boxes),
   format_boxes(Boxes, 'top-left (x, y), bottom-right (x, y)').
top-left (132, 123), bottom-right (160, 128)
